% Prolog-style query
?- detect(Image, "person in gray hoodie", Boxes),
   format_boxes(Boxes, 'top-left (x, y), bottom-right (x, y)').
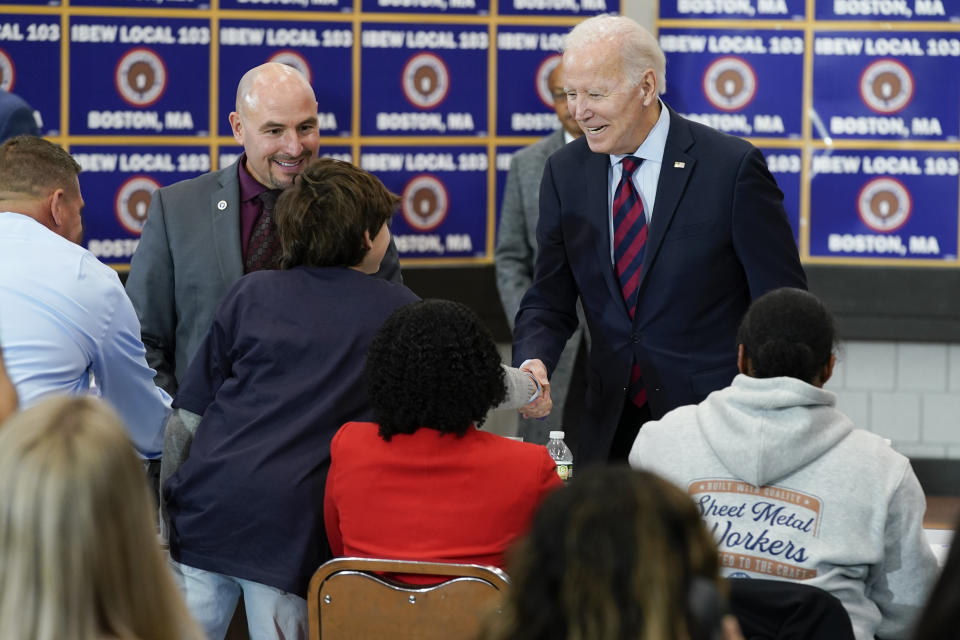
top-left (629, 287), bottom-right (938, 640)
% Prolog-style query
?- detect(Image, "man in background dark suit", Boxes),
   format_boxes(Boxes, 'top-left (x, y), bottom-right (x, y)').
top-left (495, 60), bottom-right (585, 444)
top-left (512, 15), bottom-right (806, 466)
top-left (126, 63), bottom-right (401, 395)
top-left (0, 89), bottom-right (39, 143)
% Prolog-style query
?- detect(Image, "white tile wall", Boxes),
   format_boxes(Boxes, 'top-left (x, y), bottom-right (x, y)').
top-left (922, 394), bottom-right (960, 445)
top-left (871, 393), bottom-right (921, 443)
top-left (898, 344), bottom-right (947, 392)
top-left (948, 345), bottom-right (960, 392)
top-left (827, 341), bottom-right (960, 459)
top-left (837, 342), bottom-right (895, 390)
top-left (833, 390), bottom-right (870, 431)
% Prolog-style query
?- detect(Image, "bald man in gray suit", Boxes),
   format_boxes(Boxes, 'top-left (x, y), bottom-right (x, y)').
top-left (495, 61), bottom-right (585, 444)
top-left (127, 63), bottom-right (401, 396)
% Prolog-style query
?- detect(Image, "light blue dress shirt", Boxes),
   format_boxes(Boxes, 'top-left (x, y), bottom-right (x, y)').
top-left (606, 100), bottom-right (671, 262)
top-left (0, 212), bottom-right (170, 458)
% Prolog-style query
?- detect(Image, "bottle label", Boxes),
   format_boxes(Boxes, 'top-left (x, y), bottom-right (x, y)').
top-left (555, 463), bottom-right (573, 482)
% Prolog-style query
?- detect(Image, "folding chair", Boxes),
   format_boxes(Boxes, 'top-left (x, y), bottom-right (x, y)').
top-left (728, 578), bottom-right (855, 639)
top-left (307, 557), bottom-right (510, 640)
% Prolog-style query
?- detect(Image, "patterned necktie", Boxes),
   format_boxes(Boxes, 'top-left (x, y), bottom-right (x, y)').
top-left (613, 156), bottom-right (647, 407)
top-left (244, 189), bottom-right (282, 273)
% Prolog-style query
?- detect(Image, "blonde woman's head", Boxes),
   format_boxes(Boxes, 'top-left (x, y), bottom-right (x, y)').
top-left (0, 395), bottom-right (201, 640)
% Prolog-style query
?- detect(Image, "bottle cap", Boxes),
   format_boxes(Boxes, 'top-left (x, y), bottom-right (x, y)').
top-left (549, 430), bottom-right (565, 440)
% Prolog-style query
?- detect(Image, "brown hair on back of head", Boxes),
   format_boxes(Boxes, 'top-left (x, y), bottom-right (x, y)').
top-left (274, 157), bottom-right (399, 270)
top-left (484, 466), bottom-right (723, 640)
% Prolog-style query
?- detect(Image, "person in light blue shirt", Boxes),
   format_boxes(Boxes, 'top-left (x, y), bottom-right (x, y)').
top-left (0, 136), bottom-right (169, 458)
top-left (0, 346), bottom-right (16, 423)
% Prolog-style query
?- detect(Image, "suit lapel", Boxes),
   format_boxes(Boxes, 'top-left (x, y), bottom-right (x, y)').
top-left (212, 162), bottom-right (244, 285)
top-left (637, 109), bottom-right (695, 297)
top-left (584, 150), bottom-right (623, 309)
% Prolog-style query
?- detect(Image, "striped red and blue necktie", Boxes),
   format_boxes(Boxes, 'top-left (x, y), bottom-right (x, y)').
top-left (613, 156), bottom-right (647, 407)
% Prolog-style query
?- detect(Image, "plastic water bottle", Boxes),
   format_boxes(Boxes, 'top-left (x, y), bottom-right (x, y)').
top-left (546, 431), bottom-right (573, 482)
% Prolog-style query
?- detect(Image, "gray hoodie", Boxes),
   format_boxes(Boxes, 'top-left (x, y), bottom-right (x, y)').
top-left (630, 374), bottom-right (938, 640)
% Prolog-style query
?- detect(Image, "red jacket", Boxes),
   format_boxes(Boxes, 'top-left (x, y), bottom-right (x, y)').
top-left (324, 422), bottom-right (562, 573)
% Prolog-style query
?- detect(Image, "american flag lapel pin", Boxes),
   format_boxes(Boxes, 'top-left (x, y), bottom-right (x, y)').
top-left (674, 161), bottom-right (685, 168)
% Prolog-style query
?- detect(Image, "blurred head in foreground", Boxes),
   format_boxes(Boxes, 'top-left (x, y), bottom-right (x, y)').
top-left (486, 466), bottom-right (736, 640)
top-left (0, 395), bottom-right (201, 640)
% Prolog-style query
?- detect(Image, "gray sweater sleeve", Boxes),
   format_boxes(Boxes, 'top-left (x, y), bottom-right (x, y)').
top-left (158, 407), bottom-right (202, 537)
top-left (159, 408), bottom-right (202, 488)
top-left (870, 462), bottom-right (940, 639)
top-left (495, 365), bottom-right (538, 411)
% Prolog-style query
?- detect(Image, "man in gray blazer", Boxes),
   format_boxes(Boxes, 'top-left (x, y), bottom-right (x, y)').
top-left (495, 60), bottom-right (585, 444)
top-left (127, 63), bottom-right (401, 395)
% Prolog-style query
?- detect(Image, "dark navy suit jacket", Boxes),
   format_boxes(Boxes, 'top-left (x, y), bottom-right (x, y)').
top-left (0, 90), bottom-right (39, 142)
top-left (513, 106), bottom-right (807, 465)
top-left (166, 266), bottom-right (418, 596)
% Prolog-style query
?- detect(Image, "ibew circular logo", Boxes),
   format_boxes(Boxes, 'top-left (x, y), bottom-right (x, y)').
top-left (0, 48), bottom-right (15, 92)
top-left (402, 53), bottom-right (449, 109)
top-left (857, 177), bottom-right (911, 232)
top-left (859, 59), bottom-right (913, 115)
top-left (268, 50), bottom-right (312, 85)
top-left (115, 176), bottom-right (161, 234)
top-left (535, 54), bottom-right (562, 110)
top-left (702, 57), bottom-right (756, 112)
top-left (401, 174), bottom-right (448, 231)
top-left (115, 48), bottom-right (168, 108)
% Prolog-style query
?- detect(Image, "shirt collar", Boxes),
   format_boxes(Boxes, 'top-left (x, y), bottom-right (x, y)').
top-left (608, 98), bottom-right (670, 167)
top-left (237, 153), bottom-right (271, 203)
top-left (563, 129), bottom-right (577, 145)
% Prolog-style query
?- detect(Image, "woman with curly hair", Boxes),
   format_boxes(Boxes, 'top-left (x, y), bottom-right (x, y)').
top-left (482, 466), bottom-right (741, 640)
top-left (324, 299), bottom-right (563, 573)
top-left (0, 395), bottom-right (202, 640)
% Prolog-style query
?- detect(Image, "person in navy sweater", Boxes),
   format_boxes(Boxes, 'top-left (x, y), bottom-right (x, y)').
top-left (161, 158), bottom-right (418, 640)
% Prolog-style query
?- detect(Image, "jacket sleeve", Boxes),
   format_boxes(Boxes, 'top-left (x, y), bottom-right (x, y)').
top-left (869, 462), bottom-right (939, 639)
top-left (92, 266), bottom-right (171, 459)
top-left (159, 407), bottom-right (202, 537)
top-left (495, 365), bottom-right (538, 410)
top-left (511, 156), bottom-right (580, 373)
top-left (731, 146), bottom-right (807, 298)
top-left (172, 291), bottom-right (235, 416)
top-left (495, 154), bottom-right (536, 331)
top-left (324, 427), bottom-right (345, 557)
top-left (126, 187), bottom-right (179, 396)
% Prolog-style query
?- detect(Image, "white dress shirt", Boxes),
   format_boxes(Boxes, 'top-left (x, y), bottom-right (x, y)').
top-left (605, 100), bottom-right (671, 262)
top-left (0, 212), bottom-right (170, 458)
